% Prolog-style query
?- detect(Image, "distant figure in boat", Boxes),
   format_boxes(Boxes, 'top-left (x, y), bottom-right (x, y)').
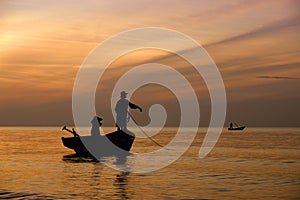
top-left (228, 122), bottom-right (246, 131)
top-left (91, 116), bottom-right (103, 137)
top-left (115, 91), bottom-right (142, 131)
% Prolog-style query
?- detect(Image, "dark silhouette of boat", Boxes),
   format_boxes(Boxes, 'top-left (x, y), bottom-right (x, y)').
top-left (61, 129), bottom-right (135, 157)
top-left (228, 122), bottom-right (245, 131)
top-left (228, 126), bottom-right (246, 131)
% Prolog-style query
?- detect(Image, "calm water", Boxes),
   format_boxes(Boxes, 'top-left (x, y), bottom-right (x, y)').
top-left (0, 127), bottom-right (299, 199)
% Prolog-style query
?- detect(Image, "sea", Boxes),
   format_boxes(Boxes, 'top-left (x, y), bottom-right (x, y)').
top-left (0, 127), bottom-right (299, 199)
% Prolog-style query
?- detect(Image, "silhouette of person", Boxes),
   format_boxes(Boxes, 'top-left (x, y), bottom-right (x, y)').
top-left (115, 91), bottom-right (142, 131)
top-left (230, 122), bottom-right (233, 129)
top-left (91, 116), bottom-right (103, 137)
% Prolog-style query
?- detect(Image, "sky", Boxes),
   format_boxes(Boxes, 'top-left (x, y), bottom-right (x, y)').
top-left (0, 0), bottom-right (299, 127)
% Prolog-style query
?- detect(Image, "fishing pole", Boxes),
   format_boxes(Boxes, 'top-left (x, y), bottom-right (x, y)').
top-left (128, 112), bottom-right (167, 149)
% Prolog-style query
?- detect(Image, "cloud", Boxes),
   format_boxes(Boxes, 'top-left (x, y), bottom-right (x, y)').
top-left (256, 75), bottom-right (299, 80)
top-left (206, 14), bottom-right (300, 47)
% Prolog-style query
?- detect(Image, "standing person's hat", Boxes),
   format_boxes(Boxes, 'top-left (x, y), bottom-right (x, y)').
top-left (120, 91), bottom-right (128, 97)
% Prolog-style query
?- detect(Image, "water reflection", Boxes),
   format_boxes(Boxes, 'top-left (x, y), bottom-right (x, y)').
top-left (2, 128), bottom-right (300, 199)
top-left (88, 162), bottom-right (103, 198)
top-left (92, 163), bottom-right (101, 179)
top-left (62, 154), bottom-right (99, 163)
top-left (114, 171), bottom-right (130, 199)
top-left (62, 153), bottom-right (131, 199)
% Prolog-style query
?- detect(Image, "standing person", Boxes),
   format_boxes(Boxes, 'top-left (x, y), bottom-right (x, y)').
top-left (115, 91), bottom-right (142, 131)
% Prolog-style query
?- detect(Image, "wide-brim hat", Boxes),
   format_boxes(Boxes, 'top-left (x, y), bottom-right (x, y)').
top-left (120, 91), bottom-right (128, 96)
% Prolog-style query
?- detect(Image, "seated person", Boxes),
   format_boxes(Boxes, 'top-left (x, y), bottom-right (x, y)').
top-left (91, 116), bottom-right (103, 137)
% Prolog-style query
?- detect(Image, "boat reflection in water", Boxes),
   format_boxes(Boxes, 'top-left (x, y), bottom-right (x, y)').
top-left (62, 153), bottom-right (131, 199)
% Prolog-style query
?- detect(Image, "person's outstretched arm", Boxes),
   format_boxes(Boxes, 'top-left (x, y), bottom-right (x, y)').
top-left (129, 102), bottom-right (142, 112)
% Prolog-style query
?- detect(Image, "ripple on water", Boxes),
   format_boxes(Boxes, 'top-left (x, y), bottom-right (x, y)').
top-left (0, 190), bottom-right (58, 200)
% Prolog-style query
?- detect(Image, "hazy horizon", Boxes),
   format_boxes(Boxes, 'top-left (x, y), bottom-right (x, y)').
top-left (1, 126), bottom-right (299, 128)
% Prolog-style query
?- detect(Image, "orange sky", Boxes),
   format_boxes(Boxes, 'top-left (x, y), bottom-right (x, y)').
top-left (0, 0), bottom-right (299, 126)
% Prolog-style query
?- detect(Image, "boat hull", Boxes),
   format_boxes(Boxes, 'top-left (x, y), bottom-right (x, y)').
top-left (62, 130), bottom-right (135, 157)
top-left (228, 126), bottom-right (246, 131)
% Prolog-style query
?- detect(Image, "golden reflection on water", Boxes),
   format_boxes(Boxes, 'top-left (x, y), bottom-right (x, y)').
top-left (0, 127), bottom-right (299, 199)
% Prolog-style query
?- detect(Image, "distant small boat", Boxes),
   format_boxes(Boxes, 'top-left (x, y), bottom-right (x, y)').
top-left (228, 126), bottom-right (246, 131)
top-left (61, 130), bottom-right (135, 157)
top-left (228, 122), bottom-right (246, 131)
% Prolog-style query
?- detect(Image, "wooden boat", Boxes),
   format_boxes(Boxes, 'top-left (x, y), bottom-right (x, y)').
top-left (228, 126), bottom-right (246, 131)
top-left (61, 130), bottom-right (135, 157)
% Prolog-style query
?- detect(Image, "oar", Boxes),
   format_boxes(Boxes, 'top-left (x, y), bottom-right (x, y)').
top-left (234, 123), bottom-right (239, 127)
top-left (62, 125), bottom-right (79, 137)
